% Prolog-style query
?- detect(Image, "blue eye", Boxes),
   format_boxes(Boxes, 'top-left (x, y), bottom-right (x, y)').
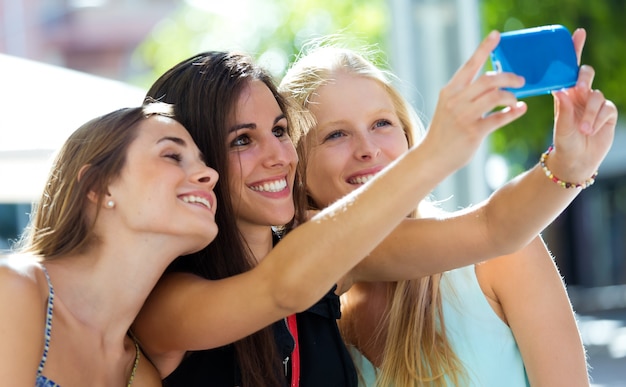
top-left (374, 119), bottom-right (392, 128)
top-left (324, 130), bottom-right (345, 142)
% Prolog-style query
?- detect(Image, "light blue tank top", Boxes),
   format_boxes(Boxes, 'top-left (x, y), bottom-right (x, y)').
top-left (441, 264), bottom-right (529, 386)
top-left (35, 266), bottom-right (61, 387)
top-left (349, 265), bottom-right (529, 386)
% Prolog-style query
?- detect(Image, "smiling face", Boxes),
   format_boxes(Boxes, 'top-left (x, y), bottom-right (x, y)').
top-left (226, 80), bottom-right (298, 233)
top-left (305, 72), bottom-right (409, 208)
top-left (107, 115), bottom-right (219, 254)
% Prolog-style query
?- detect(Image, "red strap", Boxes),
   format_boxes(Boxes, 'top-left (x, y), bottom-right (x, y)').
top-left (286, 314), bottom-right (300, 387)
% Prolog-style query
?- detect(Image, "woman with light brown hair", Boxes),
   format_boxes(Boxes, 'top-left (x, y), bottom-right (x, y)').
top-left (0, 103), bottom-right (219, 385)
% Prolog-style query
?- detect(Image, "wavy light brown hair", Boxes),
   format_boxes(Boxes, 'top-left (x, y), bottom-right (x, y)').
top-left (17, 103), bottom-right (173, 258)
top-left (280, 44), bottom-right (466, 386)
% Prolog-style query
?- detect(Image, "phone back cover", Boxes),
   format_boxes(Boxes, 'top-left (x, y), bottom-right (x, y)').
top-left (491, 25), bottom-right (579, 98)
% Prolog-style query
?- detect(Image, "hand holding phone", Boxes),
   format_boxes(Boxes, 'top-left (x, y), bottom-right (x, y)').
top-left (490, 25), bottom-right (579, 98)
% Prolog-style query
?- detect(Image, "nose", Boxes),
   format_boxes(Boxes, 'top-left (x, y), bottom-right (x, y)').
top-left (262, 136), bottom-right (295, 168)
top-left (354, 132), bottom-right (381, 161)
top-left (194, 163), bottom-right (219, 189)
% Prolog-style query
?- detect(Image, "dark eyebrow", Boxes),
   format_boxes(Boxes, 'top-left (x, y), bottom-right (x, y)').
top-left (228, 114), bottom-right (287, 133)
top-left (157, 136), bottom-right (187, 146)
top-left (158, 136), bottom-right (206, 163)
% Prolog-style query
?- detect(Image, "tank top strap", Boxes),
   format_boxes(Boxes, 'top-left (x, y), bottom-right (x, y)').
top-left (37, 265), bottom-right (55, 376)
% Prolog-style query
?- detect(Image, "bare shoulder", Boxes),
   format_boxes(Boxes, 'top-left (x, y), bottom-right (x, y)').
top-left (0, 253), bottom-right (44, 285)
top-left (474, 236), bottom-right (553, 319)
top-left (0, 254), bottom-right (48, 306)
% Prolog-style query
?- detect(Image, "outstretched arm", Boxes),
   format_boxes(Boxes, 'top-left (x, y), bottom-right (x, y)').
top-left (349, 28), bottom-right (617, 283)
top-left (133, 31), bottom-right (528, 378)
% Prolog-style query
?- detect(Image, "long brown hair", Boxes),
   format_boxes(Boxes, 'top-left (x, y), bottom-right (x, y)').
top-left (146, 51), bottom-right (308, 386)
top-left (280, 45), bottom-right (465, 386)
top-left (17, 104), bottom-right (173, 258)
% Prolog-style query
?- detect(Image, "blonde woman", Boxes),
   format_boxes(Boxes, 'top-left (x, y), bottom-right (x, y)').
top-left (279, 28), bottom-right (616, 386)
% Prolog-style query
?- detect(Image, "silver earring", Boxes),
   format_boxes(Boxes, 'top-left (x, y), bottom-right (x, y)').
top-left (106, 200), bottom-right (115, 208)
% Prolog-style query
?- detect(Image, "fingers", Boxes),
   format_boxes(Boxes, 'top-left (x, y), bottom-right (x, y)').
top-left (572, 28), bottom-right (587, 65)
top-left (579, 90), bottom-right (606, 135)
top-left (575, 64), bottom-right (595, 91)
top-left (585, 93), bottom-right (618, 136)
top-left (465, 71), bottom-right (524, 106)
top-left (481, 102), bottom-right (527, 133)
top-left (448, 30), bottom-right (501, 89)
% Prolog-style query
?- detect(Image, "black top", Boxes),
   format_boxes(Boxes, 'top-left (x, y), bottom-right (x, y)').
top-left (162, 319), bottom-right (292, 387)
top-left (162, 287), bottom-right (357, 387)
top-left (297, 286), bottom-right (358, 387)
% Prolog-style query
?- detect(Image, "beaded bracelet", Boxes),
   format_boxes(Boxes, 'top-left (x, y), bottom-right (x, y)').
top-left (540, 145), bottom-right (598, 189)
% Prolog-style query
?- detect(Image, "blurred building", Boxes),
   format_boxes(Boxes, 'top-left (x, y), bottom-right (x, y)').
top-left (0, 0), bottom-right (177, 79)
top-left (0, 0), bottom-right (177, 252)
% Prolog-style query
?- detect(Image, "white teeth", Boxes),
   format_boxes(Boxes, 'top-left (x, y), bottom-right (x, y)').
top-left (348, 174), bottom-right (375, 184)
top-left (182, 195), bottom-right (211, 210)
top-left (250, 179), bottom-right (287, 193)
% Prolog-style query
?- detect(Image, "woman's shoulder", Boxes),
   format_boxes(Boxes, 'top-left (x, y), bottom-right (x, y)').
top-left (0, 253), bottom-right (48, 303)
top-left (0, 252), bottom-right (44, 278)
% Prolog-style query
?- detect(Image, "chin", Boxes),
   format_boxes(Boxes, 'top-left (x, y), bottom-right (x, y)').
top-left (193, 228), bottom-right (218, 252)
top-left (275, 211), bottom-right (296, 224)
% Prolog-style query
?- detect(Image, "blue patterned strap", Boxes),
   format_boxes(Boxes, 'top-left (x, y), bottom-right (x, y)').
top-left (35, 375), bottom-right (62, 387)
top-left (36, 265), bottom-right (55, 378)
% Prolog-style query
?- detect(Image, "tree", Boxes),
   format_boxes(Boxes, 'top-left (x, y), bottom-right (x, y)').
top-left (133, 0), bottom-right (389, 84)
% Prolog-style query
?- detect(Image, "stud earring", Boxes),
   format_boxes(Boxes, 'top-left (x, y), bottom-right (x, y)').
top-left (106, 200), bottom-right (115, 208)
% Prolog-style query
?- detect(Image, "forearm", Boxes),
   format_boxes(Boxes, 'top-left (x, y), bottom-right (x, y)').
top-left (265, 140), bottom-right (457, 311)
top-left (355, 153), bottom-right (593, 281)
top-left (482, 162), bottom-right (581, 254)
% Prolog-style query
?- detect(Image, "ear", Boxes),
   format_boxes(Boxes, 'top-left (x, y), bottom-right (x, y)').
top-left (79, 164), bottom-right (109, 207)
top-left (78, 165), bottom-right (97, 204)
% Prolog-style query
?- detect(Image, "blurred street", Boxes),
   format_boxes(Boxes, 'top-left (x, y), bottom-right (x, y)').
top-left (579, 309), bottom-right (626, 386)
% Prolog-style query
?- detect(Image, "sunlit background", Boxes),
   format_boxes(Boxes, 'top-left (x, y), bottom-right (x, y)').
top-left (1, 0), bottom-right (625, 384)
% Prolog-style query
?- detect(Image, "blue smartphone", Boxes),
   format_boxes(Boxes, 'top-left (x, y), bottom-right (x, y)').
top-left (490, 25), bottom-right (579, 98)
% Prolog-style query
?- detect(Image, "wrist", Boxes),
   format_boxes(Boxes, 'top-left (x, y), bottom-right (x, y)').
top-left (540, 145), bottom-right (597, 189)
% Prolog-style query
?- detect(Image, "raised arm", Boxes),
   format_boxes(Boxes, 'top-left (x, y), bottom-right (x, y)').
top-left (133, 31), bottom-right (529, 377)
top-left (350, 28), bottom-right (617, 283)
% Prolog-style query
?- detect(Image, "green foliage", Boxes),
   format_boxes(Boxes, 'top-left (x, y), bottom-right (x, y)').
top-left (481, 0), bottom-right (626, 169)
top-left (132, 0), bottom-right (389, 86)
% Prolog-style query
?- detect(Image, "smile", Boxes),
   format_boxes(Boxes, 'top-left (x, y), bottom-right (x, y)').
top-left (249, 178), bottom-right (288, 193)
top-left (181, 195), bottom-right (212, 210)
top-left (347, 174), bottom-right (376, 185)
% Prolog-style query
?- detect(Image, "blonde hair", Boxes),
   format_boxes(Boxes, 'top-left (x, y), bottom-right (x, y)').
top-left (280, 43), bottom-right (465, 386)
